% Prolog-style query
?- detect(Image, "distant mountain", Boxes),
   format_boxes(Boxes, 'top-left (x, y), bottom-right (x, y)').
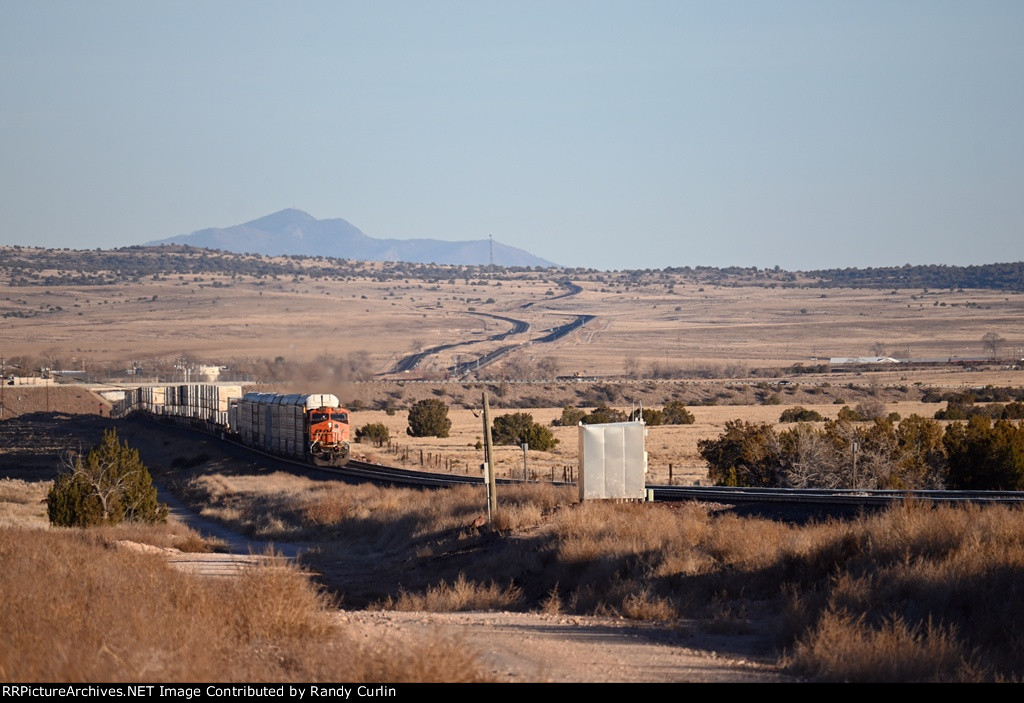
top-left (146, 209), bottom-right (559, 267)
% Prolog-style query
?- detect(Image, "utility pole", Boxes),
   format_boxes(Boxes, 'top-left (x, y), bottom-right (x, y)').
top-left (521, 442), bottom-right (529, 482)
top-left (852, 441), bottom-right (860, 489)
top-left (175, 358), bottom-right (191, 383)
top-left (482, 392), bottom-right (497, 520)
top-left (0, 357), bottom-right (5, 420)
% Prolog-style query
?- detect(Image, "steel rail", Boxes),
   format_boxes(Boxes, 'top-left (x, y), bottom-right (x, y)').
top-left (135, 416), bottom-right (1024, 511)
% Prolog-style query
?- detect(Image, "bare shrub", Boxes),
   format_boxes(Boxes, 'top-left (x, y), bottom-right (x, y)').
top-left (491, 483), bottom-right (574, 532)
top-left (621, 588), bottom-right (677, 621)
top-left (785, 610), bottom-right (987, 683)
top-left (301, 489), bottom-right (355, 526)
top-left (554, 501), bottom-right (692, 563)
top-left (541, 585), bottom-right (564, 615)
top-left (701, 597), bottom-right (753, 636)
top-left (854, 399), bottom-right (887, 421)
top-left (545, 501), bottom-right (720, 616)
top-left (650, 503), bottom-right (718, 578)
top-left (382, 573), bottom-right (524, 612)
top-left (702, 512), bottom-right (793, 569)
top-left (491, 502), bottom-right (545, 532)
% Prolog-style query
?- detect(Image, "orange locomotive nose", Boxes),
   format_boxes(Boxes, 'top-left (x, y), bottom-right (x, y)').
top-left (304, 404), bottom-right (352, 468)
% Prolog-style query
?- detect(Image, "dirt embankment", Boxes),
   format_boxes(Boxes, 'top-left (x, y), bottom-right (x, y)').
top-left (0, 384), bottom-right (111, 420)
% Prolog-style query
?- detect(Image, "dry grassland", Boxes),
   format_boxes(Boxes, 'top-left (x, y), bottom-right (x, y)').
top-left (0, 478), bottom-right (49, 529)
top-left (2, 257), bottom-right (1021, 379)
top-left (552, 284), bottom-right (1024, 373)
top-left (0, 269), bottom-right (558, 369)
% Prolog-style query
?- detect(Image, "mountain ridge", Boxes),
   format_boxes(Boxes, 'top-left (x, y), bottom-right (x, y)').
top-left (146, 209), bottom-right (559, 267)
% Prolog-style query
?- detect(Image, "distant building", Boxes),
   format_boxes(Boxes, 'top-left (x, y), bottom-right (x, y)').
top-left (197, 365), bottom-right (224, 382)
top-left (829, 357), bottom-right (902, 365)
top-left (9, 376), bottom-right (55, 386)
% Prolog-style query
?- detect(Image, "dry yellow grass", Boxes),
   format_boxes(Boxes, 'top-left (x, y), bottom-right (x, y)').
top-left (0, 526), bottom-right (494, 683)
top-left (785, 610), bottom-right (982, 683)
top-left (380, 574), bottom-right (524, 612)
top-left (778, 501), bottom-right (1024, 682)
top-left (0, 478), bottom-right (50, 529)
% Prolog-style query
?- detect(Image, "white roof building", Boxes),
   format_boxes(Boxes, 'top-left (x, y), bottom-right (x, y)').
top-left (829, 357), bottom-right (902, 365)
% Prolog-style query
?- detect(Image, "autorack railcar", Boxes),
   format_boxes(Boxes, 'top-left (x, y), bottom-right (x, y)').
top-left (113, 384), bottom-right (351, 467)
top-left (230, 392), bottom-right (350, 467)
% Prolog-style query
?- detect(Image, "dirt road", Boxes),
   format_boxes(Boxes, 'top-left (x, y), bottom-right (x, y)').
top-left (156, 493), bottom-right (797, 683)
top-left (337, 609), bottom-right (796, 683)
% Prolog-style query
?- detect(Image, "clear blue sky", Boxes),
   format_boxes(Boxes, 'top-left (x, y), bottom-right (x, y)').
top-left (2, 1), bottom-right (1022, 271)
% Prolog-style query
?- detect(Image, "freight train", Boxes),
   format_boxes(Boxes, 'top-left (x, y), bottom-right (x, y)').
top-left (112, 384), bottom-right (351, 467)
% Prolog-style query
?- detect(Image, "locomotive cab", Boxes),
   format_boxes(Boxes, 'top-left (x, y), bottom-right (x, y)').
top-left (307, 404), bottom-right (351, 467)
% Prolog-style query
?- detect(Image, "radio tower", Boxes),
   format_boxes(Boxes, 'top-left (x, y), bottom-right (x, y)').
top-left (489, 234), bottom-right (494, 267)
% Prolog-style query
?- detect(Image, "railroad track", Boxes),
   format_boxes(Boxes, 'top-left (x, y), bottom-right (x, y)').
top-left (249, 445), bottom-right (1024, 514)
top-left (649, 484), bottom-right (1024, 512)
top-left (342, 461), bottom-right (1024, 510)
top-left (141, 418), bottom-right (1024, 517)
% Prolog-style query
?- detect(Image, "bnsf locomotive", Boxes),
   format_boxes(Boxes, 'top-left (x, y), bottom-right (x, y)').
top-left (113, 384), bottom-right (351, 467)
top-left (230, 392), bottom-right (350, 467)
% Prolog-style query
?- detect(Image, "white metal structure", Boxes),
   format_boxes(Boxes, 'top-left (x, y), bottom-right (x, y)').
top-left (577, 421), bottom-right (648, 501)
